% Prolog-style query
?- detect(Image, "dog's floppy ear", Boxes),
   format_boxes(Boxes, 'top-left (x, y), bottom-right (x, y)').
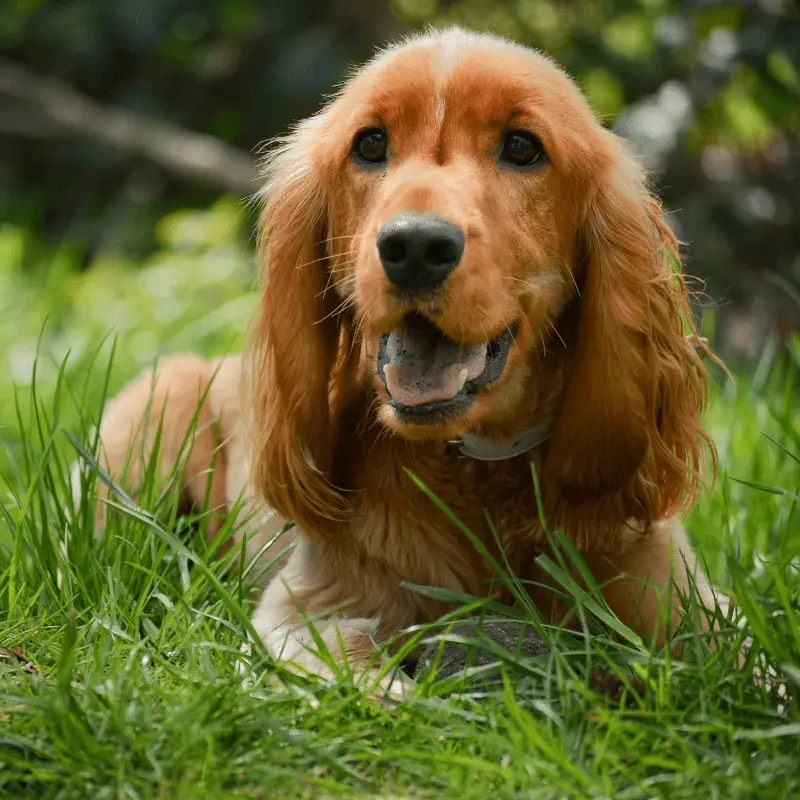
top-left (247, 117), bottom-right (352, 537)
top-left (542, 134), bottom-right (714, 538)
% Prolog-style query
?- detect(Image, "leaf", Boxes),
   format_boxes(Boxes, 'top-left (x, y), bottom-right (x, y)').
top-left (729, 477), bottom-right (800, 504)
top-left (733, 723), bottom-right (800, 741)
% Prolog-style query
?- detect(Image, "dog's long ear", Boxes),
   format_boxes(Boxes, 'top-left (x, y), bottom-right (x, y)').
top-left (246, 118), bottom-right (351, 538)
top-left (542, 134), bottom-right (715, 541)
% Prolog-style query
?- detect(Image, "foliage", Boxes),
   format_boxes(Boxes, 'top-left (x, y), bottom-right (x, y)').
top-left (0, 197), bottom-right (257, 475)
top-left (0, 0), bottom-right (398, 255)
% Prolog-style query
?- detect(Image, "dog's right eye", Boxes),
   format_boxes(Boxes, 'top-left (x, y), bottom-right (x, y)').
top-left (500, 130), bottom-right (546, 168)
top-left (353, 128), bottom-right (388, 165)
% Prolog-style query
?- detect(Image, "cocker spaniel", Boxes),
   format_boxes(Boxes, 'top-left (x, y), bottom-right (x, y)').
top-left (76, 26), bottom-right (722, 689)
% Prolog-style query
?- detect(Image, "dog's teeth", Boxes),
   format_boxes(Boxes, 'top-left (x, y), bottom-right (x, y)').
top-left (383, 364), bottom-right (390, 379)
top-left (457, 368), bottom-right (468, 391)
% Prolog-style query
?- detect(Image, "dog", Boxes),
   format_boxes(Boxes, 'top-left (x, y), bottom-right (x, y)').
top-left (74, 26), bottom-right (723, 689)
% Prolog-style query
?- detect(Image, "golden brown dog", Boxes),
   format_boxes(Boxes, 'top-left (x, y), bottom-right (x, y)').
top-left (76, 27), bottom-right (722, 689)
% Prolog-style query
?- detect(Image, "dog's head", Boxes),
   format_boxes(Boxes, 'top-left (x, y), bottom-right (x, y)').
top-left (248, 27), bottom-right (715, 537)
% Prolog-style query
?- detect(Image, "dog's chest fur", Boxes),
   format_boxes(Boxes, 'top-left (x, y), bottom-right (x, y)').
top-left (346, 436), bottom-right (546, 601)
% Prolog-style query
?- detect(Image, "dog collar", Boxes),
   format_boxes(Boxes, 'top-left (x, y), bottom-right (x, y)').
top-left (454, 425), bottom-right (551, 462)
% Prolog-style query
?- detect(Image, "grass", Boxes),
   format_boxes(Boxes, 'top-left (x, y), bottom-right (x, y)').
top-left (1, 220), bottom-right (799, 797)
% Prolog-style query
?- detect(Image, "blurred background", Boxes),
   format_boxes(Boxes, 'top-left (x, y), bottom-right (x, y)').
top-left (0, 0), bottom-right (798, 428)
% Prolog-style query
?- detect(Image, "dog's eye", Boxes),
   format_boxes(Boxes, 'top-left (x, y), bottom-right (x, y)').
top-left (500, 130), bottom-right (545, 168)
top-left (353, 128), bottom-right (388, 165)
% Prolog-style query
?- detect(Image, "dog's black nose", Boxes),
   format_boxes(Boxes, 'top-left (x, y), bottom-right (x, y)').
top-left (377, 214), bottom-right (465, 291)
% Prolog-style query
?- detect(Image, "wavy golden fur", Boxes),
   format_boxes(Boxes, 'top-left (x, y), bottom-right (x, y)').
top-left (79, 27), bottom-right (721, 690)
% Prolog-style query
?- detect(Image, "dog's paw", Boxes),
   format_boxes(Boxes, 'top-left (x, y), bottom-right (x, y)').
top-left (359, 668), bottom-right (415, 706)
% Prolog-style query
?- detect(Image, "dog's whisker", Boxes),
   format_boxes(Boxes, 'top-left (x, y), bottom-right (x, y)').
top-left (291, 248), bottom-right (361, 274)
top-left (315, 267), bottom-right (355, 305)
top-left (319, 263), bottom-right (357, 298)
top-left (502, 275), bottom-right (537, 286)
top-left (347, 318), bottom-right (363, 362)
top-left (316, 291), bottom-right (359, 324)
top-left (546, 318), bottom-right (567, 349)
top-left (539, 329), bottom-right (549, 356)
top-left (322, 233), bottom-right (367, 244)
top-left (472, 303), bottom-right (497, 347)
top-left (566, 264), bottom-right (580, 297)
top-left (351, 308), bottom-right (367, 348)
top-left (328, 259), bottom-right (359, 274)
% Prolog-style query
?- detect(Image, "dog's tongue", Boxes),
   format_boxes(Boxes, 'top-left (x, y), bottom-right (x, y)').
top-left (383, 317), bottom-right (487, 407)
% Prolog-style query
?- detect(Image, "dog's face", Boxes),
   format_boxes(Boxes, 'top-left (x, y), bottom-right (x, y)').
top-left (314, 36), bottom-right (595, 440)
top-left (249, 28), bottom-right (712, 539)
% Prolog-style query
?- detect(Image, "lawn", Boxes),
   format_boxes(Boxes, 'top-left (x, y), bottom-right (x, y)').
top-left (1, 207), bottom-right (799, 799)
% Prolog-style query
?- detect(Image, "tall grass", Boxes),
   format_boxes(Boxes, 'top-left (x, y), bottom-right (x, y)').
top-left (0, 340), bottom-right (798, 798)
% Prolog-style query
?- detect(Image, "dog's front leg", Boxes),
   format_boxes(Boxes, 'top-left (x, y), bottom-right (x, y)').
top-left (247, 539), bottom-right (411, 697)
top-left (583, 517), bottom-right (721, 646)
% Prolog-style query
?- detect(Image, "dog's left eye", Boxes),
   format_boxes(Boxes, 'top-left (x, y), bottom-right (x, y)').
top-left (500, 130), bottom-right (545, 168)
top-left (353, 128), bottom-right (388, 165)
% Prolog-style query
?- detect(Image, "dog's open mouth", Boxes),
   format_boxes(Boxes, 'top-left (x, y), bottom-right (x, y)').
top-left (377, 313), bottom-right (516, 418)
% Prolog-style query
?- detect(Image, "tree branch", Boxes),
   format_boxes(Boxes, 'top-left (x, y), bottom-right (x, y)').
top-left (0, 58), bottom-right (258, 195)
